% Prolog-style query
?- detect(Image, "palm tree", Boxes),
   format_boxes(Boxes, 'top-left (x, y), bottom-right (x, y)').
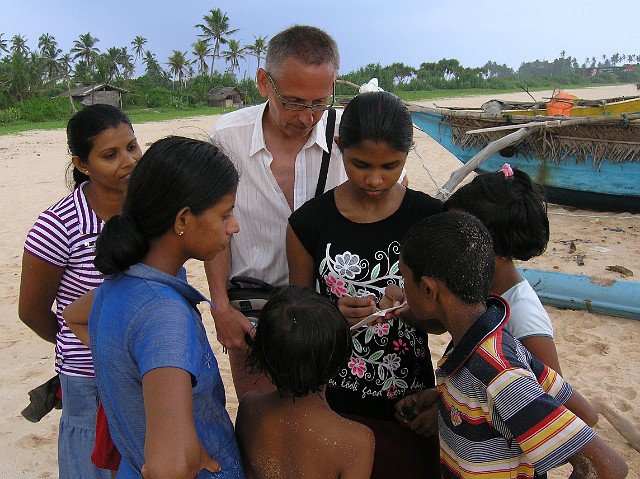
top-left (70, 32), bottom-right (100, 73)
top-left (186, 63), bottom-right (196, 82)
top-left (27, 50), bottom-right (47, 91)
top-left (38, 33), bottom-right (61, 84)
top-left (119, 47), bottom-right (134, 81)
top-left (143, 50), bottom-right (164, 79)
top-left (143, 51), bottom-right (158, 71)
top-left (246, 35), bottom-right (267, 75)
top-left (9, 51), bottom-right (30, 100)
top-left (131, 36), bottom-right (147, 62)
top-left (167, 50), bottom-right (188, 89)
top-left (104, 47), bottom-right (122, 82)
top-left (611, 53), bottom-right (620, 66)
top-left (196, 8), bottom-right (238, 76)
top-left (59, 53), bottom-right (77, 112)
top-left (0, 33), bottom-right (9, 55)
top-left (37, 33), bottom-right (56, 54)
top-left (192, 39), bottom-right (211, 76)
top-left (222, 39), bottom-right (246, 76)
top-left (10, 34), bottom-right (29, 57)
top-left (73, 60), bottom-right (93, 86)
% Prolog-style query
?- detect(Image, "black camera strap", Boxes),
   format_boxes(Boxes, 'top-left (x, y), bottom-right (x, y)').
top-left (314, 108), bottom-right (336, 197)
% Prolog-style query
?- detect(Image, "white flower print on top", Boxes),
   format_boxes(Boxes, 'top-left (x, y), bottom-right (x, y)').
top-left (320, 241), bottom-right (427, 397)
top-left (334, 251), bottom-right (361, 279)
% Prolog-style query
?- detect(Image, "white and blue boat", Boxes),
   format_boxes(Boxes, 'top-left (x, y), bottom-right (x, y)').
top-left (518, 268), bottom-right (640, 320)
top-left (407, 104), bottom-right (640, 212)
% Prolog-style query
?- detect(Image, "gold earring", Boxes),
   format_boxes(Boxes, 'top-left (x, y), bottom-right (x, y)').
top-left (178, 231), bottom-right (184, 236)
top-left (85, 170), bottom-right (89, 174)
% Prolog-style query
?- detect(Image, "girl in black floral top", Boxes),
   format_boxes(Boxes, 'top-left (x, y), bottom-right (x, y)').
top-left (287, 91), bottom-right (443, 478)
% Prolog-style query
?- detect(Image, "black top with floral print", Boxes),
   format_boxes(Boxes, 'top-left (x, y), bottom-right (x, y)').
top-left (289, 188), bottom-right (443, 420)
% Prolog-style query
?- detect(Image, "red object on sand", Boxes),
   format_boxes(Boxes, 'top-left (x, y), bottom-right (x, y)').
top-left (91, 403), bottom-right (121, 471)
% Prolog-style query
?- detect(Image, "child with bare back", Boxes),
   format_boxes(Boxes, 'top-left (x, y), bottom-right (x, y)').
top-left (235, 286), bottom-right (374, 479)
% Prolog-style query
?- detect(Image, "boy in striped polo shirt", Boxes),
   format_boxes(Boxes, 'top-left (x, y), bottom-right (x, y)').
top-left (395, 212), bottom-right (627, 479)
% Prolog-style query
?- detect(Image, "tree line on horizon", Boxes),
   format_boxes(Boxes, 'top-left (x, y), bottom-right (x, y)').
top-left (1, 7), bottom-right (640, 124)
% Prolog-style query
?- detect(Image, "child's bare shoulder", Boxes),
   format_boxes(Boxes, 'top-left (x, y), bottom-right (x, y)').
top-left (329, 413), bottom-right (375, 449)
top-left (236, 391), bottom-right (270, 428)
top-left (329, 415), bottom-right (375, 476)
top-left (237, 391), bottom-right (260, 414)
top-left (342, 415), bottom-right (374, 439)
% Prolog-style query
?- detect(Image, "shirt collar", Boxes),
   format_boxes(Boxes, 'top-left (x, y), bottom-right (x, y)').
top-left (249, 101), bottom-right (331, 157)
top-left (124, 263), bottom-right (212, 309)
top-left (249, 102), bottom-right (269, 157)
top-left (438, 295), bottom-right (510, 377)
top-left (74, 182), bottom-right (102, 234)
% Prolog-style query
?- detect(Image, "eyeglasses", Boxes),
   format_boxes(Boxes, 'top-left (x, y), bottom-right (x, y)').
top-left (266, 71), bottom-right (334, 111)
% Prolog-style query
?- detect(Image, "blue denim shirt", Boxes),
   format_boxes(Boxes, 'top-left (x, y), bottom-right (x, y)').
top-left (89, 264), bottom-right (244, 478)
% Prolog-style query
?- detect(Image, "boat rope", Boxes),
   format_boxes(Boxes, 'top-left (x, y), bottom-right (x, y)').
top-left (410, 143), bottom-right (452, 199)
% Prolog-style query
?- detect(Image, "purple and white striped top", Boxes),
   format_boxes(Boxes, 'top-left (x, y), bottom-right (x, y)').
top-left (24, 182), bottom-right (103, 377)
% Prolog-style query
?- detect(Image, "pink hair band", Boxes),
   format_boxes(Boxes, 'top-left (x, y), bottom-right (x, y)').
top-left (500, 163), bottom-right (514, 178)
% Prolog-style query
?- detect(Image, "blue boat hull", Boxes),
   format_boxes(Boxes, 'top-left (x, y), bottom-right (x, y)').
top-left (518, 268), bottom-right (640, 320)
top-left (409, 108), bottom-right (640, 212)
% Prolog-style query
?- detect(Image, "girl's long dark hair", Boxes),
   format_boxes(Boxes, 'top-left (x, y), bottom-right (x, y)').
top-left (94, 136), bottom-right (239, 275)
top-left (444, 168), bottom-right (549, 260)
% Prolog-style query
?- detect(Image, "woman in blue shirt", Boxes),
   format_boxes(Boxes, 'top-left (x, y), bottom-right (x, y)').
top-left (87, 136), bottom-right (244, 478)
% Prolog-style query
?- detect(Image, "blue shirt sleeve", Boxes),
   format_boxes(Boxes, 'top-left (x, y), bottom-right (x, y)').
top-left (129, 298), bottom-right (202, 380)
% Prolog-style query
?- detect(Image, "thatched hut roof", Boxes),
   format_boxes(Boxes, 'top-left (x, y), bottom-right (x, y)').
top-left (66, 83), bottom-right (128, 96)
top-left (206, 87), bottom-right (245, 103)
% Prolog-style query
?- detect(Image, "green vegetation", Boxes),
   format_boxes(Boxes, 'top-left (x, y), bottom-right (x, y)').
top-left (1, 9), bottom-right (639, 135)
top-left (0, 105), bottom-right (231, 136)
top-left (395, 88), bottom-right (539, 102)
top-left (125, 106), bottom-right (231, 123)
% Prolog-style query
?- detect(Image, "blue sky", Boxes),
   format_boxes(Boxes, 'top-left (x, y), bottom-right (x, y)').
top-left (2, 0), bottom-right (638, 78)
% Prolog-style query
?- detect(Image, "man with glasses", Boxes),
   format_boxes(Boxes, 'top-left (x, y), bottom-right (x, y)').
top-left (205, 25), bottom-right (346, 399)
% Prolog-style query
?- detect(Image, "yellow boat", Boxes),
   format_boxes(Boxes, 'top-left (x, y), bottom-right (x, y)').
top-left (484, 93), bottom-right (640, 118)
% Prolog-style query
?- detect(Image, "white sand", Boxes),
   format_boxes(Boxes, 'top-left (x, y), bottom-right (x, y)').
top-left (1, 84), bottom-right (638, 477)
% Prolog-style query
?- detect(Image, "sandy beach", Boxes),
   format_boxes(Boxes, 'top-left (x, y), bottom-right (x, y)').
top-left (1, 84), bottom-right (638, 478)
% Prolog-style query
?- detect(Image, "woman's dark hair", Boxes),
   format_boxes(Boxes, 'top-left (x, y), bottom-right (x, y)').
top-left (246, 286), bottom-right (352, 397)
top-left (401, 212), bottom-right (495, 304)
top-left (444, 168), bottom-right (549, 260)
top-left (94, 136), bottom-right (239, 275)
top-left (338, 91), bottom-right (413, 152)
top-left (65, 104), bottom-right (134, 190)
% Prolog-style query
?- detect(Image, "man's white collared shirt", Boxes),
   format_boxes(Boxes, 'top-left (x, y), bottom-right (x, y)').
top-left (210, 102), bottom-right (346, 287)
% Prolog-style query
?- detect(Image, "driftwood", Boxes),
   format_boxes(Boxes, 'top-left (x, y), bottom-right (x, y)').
top-left (436, 127), bottom-right (537, 200)
top-left (592, 396), bottom-right (640, 453)
top-left (465, 117), bottom-right (602, 134)
top-left (336, 79), bottom-right (360, 90)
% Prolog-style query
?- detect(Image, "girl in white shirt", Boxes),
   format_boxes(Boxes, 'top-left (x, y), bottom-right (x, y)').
top-left (444, 164), bottom-right (598, 425)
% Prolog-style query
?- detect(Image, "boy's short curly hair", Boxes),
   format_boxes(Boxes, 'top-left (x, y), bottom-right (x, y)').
top-left (401, 212), bottom-right (495, 304)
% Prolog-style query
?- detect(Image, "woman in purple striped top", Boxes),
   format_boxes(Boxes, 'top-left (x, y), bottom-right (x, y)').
top-left (19, 104), bottom-right (142, 479)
